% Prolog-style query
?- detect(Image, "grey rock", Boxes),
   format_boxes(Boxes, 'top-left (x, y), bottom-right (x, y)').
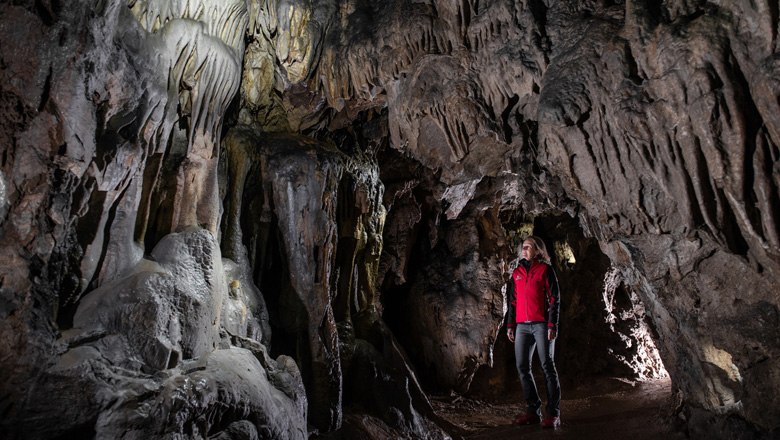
top-left (73, 228), bottom-right (227, 371)
top-left (150, 228), bottom-right (226, 359)
top-left (222, 258), bottom-right (269, 343)
top-left (72, 260), bottom-right (181, 371)
top-left (221, 128), bottom-right (346, 431)
top-left (381, 190), bottom-right (507, 393)
top-left (209, 420), bottom-right (258, 440)
top-left (7, 228), bottom-right (307, 439)
top-left (344, 339), bottom-right (450, 439)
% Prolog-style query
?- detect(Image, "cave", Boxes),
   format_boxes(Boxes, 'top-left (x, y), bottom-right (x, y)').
top-left (1, 1), bottom-right (779, 439)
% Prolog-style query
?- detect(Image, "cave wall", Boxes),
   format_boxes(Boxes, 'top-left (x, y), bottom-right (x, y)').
top-left (381, 189), bottom-right (507, 394)
top-left (536, 1), bottom-right (780, 434)
top-left (467, 212), bottom-right (663, 399)
top-left (1, 0), bottom-right (779, 439)
top-left (0, 1), bottom-right (311, 439)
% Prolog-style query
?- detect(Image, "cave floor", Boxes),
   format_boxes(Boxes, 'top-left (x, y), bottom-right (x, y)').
top-left (432, 377), bottom-right (687, 440)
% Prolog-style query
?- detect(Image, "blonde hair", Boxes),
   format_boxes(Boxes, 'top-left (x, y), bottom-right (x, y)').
top-left (521, 236), bottom-right (551, 264)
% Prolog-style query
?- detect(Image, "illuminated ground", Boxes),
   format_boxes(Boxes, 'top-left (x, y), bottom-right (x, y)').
top-left (433, 377), bottom-right (686, 440)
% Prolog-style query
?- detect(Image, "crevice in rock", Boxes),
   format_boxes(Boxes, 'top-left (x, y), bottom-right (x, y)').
top-left (500, 94), bottom-right (519, 143)
top-left (34, 0), bottom-right (61, 27)
top-left (50, 417), bottom-right (96, 440)
top-left (730, 55), bottom-right (769, 247)
top-left (36, 67), bottom-right (52, 112)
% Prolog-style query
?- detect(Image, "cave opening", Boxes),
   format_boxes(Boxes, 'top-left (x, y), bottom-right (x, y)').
top-left (256, 221), bottom-right (300, 362)
top-left (377, 197), bottom-right (669, 403)
top-left (378, 179), bottom-right (441, 390)
top-left (464, 210), bottom-right (669, 398)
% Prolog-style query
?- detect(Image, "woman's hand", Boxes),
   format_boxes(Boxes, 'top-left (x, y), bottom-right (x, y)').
top-left (507, 327), bottom-right (515, 343)
top-left (548, 328), bottom-right (557, 340)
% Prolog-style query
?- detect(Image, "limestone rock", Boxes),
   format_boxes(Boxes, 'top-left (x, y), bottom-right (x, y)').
top-left (219, 126), bottom-right (440, 435)
top-left (2, 0), bottom-right (780, 438)
top-left (384, 198), bottom-right (507, 393)
top-left (536, 2), bottom-right (780, 434)
top-left (221, 127), bottom-right (345, 431)
top-left (71, 228), bottom-right (227, 370)
top-left (3, 229), bottom-right (307, 439)
top-left (342, 339), bottom-right (451, 439)
top-left (222, 258), bottom-right (271, 344)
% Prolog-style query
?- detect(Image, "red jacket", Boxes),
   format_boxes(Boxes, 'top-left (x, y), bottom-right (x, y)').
top-left (505, 259), bottom-right (560, 330)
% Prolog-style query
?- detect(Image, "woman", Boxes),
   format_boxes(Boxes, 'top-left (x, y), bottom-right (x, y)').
top-left (505, 236), bottom-right (561, 428)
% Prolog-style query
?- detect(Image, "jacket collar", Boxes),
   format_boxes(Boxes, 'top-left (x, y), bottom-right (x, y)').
top-left (519, 258), bottom-right (544, 270)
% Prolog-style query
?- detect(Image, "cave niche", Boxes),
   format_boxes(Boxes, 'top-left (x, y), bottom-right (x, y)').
top-left (468, 210), bottom-right (668, 399)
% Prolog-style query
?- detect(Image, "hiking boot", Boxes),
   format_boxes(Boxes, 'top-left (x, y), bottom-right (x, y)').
top-left (541, 416), bottom-right (561, 429)
top-left (513, 413), bottom-right (541, 425)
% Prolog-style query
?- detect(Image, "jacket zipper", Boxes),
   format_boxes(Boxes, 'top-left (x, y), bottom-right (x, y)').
top-left (523, 264), bottom-right (530, 322)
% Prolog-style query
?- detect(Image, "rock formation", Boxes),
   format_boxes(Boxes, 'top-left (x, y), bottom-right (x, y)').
top-left (1, 0), bottom-right (778, 439)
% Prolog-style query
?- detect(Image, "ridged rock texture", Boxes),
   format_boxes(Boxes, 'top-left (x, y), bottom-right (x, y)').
top-left (1, 0), bottom-right (778, 439)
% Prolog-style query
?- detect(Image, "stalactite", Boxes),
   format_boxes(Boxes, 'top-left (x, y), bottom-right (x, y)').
top-left (130, 0), bottom-right (248, 55)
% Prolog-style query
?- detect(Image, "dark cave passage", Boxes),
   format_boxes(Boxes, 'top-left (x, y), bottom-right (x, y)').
top-left (425, 211), bottom-right (676, 438)
top-left (378, 204), bottom-right (669, 402)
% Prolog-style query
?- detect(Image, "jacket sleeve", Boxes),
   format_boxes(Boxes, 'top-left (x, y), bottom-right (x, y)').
top-left (504, 273), bottom-right (517, 328)
top-left (546, 265), bottom-right (561, 330)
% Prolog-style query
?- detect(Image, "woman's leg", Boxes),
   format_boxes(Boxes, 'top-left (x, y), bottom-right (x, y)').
top-left (515, 324), bottom-right (542, 416)
top-left (531, 323), bottom-right (561, 417)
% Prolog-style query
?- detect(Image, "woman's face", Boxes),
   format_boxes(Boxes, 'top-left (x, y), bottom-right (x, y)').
top-left (521, 240), bottom-right (537, 260)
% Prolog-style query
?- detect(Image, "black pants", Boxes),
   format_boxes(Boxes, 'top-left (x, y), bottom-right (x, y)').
top-left (514, 322), bottom-right (561, 417)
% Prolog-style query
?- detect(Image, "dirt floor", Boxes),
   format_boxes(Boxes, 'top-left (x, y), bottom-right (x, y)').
top-left (432, 377), bottom-right (687, 440)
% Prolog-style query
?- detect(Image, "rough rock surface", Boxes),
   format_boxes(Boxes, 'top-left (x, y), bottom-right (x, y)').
top-left (1, 0), bottom-right (779, 439)
top-left (537, 2), bottom-right (780, 433)
top-left (219, 126), bottom-right (449, 436)
top-left (384, 202), bottom-right (507, 393)
top-left (3, 228), bottom-right (307, 439)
